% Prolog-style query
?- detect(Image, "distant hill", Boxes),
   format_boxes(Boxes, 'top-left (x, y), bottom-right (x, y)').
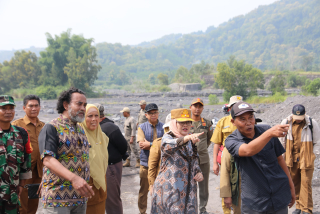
top-left (0, 46), bottom-right (45, 62)
top-left (96, 0), bottom-right (320, 81)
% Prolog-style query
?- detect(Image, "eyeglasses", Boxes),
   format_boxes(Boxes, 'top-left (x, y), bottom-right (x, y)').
top-left (147, 111), bottom-right (159, 116)
top-left (177, 121), bottom-right (192, 126)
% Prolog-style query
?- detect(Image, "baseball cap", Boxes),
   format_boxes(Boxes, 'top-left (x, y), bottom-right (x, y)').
top-left (0, 95), bottom-right (16, 106)
top-left (191, 98), bottom-right (204, 106)
top-left (93, 103), bottom-right (104, 116)
top-left (163, 113), bottom-right (171, 129)
top-left (145, 103), bottom-right (158, 113)
top-left (231, 101), bottom-right (255, 119)
top-left (227, 95), bottom-right (243, 107)
top-left (139, 100), bottom-right (147, 105)
top-left (292, 104), bottom-right (305, 120)
top-left (171, 108), bottom-right (194, 122)
top-left (120, 107), bottom-right (130, 113)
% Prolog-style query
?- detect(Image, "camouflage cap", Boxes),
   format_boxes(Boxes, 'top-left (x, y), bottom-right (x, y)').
top-left (0, 95), bottom-right (16, 106)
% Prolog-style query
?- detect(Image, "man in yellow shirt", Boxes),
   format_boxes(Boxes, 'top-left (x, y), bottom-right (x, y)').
top-left (211, 95), bottom-right (242, 214)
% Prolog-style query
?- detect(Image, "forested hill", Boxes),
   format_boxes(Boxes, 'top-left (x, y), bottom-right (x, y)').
top-left (0, 47), bottom-right (44, 63)
top-left (96, 0), bottom-right (320, 81)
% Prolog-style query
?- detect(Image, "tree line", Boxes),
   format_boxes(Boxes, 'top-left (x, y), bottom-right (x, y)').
top-left (0, 29), bottom-right (101, 97)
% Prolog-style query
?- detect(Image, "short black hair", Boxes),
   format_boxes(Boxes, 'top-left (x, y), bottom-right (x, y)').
top-left (23, 95), bottom-right (40, 106)
top-left (56, 87), bottom-right (85, 114)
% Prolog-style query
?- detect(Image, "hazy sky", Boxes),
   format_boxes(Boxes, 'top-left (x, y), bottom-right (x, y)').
top-left (0, 0), bottom-right (277, 50)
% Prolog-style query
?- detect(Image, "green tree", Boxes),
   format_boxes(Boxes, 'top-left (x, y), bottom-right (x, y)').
top-left (267, 72), bottom-right (286, 95)
top-left (215, 58), bottom-right (264, 101)
top-left (301, 55), bottom-right (314, 71)
top-left (305, 78), bottom-right (320, 96)
top-left (157, 73), bottom-right (169, 85)
top-left (148, 73), bottom-right (156, 84)
top-left (39, 29), bottom-right (100, 87)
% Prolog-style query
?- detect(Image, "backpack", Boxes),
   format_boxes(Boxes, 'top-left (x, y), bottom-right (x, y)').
top-left (13, 126), bottom-right (33, 154)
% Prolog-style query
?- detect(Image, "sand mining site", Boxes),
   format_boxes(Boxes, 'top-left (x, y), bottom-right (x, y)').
top-left (13, 93), bottom-right (319, 214)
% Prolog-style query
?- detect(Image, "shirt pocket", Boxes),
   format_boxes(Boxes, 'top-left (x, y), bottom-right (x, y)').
top-left (222, 127), bottom-right (232, 140)
top-left (15, 139), bottom-right (25, 164)
top-left (0, 141), bottom-right (6, 167)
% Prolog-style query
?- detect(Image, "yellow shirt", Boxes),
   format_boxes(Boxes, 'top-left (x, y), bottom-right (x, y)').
top-left (148, 138), bottom-right (161, 186)
top-left (210, 115), bottom-right (237, 146)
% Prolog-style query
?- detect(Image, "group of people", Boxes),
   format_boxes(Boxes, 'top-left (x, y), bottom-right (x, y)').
top-left (0, 87), bottom-right (319, 214)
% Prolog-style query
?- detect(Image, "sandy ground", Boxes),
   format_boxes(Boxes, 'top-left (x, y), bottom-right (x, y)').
top-left (12, 95), bottom-right (318, 214)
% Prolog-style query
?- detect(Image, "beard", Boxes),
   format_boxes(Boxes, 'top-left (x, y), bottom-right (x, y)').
top-left (68, 106), bottom-right (85, 123)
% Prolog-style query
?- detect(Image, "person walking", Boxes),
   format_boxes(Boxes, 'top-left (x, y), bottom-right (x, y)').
top-left (211, 95), bottom-right (242, 214)
top-left (225, 101), bottom-right (295, 214)
top-left (12, 95), bottom-right (45, 214)
top-left (137, 100), bottom-right (147, 127)
top-left (279, 104), bottom-right (320, 214)
top-left (137, 103), bottom-right (164, 214)
top-left (38, 88), bottom-right (94, 214)
top-left (121, 107), bottom-right (140, 167)
top-left (0, 95), bottom-right (32, 213)
top-left (95, 103), bottom-right (127, 214)
top-left (150, 108), bottom-right (204, 213)
top-left (189, 98), bottom-right (213, 214)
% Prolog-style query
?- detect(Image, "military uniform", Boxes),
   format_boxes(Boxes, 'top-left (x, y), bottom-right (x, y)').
top-left (12, 116), bottom-right (45, 214)
top-left (0, 95), bottom-right (32, 214)
top-left (124, 116), bottom-right (139, 161)
top-left (138, 109), bottom-right (147, 126)
top-left (190, 117), bottom-right (213, 213)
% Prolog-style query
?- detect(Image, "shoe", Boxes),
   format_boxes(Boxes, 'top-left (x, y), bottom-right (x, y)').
top-left (123, 159), bottom-right (130, 167)
top-left (292, 209), bottom-right (301, 214)
top-left (135, 159), bottom-right (140, 168)
top-left (200, 211), bottom-right (208, 214)
top-left (302, 212), bottom-right (310, 214)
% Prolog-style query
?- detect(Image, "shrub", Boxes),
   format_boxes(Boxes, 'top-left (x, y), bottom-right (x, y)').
top-left (208, 94), bottom-right (219, 105)
top-left (36, 86), bottom-right (57, 100)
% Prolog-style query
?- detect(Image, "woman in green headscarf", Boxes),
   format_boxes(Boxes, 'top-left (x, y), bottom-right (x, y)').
top-left (80, 104), bottom-right (109, 213)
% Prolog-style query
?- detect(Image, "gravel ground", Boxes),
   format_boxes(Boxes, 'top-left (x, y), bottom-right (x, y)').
top-left (11, 95), bottom-right (319, 214)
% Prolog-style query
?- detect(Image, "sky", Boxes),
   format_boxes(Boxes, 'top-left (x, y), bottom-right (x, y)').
top-left (0, 0), bottom-right (278, 50)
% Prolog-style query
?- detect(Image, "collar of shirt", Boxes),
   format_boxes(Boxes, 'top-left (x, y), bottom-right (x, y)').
top-left (0, 125), bottom-right (19, 134)
top-left (23, 115), bottom-right (41, 127)
top-left (147, 120), bottom-right (160, 128)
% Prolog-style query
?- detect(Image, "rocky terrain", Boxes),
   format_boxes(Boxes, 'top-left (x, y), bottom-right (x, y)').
top-left (12, 94), bottom-right (319, 213)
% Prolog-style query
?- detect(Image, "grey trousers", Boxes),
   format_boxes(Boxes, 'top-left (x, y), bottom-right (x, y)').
top-left (105, 161), bottom-right (123, 214)
top-left (43, 204), bottom-right (87, 214)
top-left (199, 162), bottom-right (210, 212)
top-left (126, 139), bottom-right (140, 160)
top-left (242, 203), bottom-right (288, 214)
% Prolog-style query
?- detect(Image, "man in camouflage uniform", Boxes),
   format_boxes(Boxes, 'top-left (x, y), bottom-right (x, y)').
top-left (189, 98), bottom-right (213, 214)
top-left (0, 95), bottom-right (32, 214)
top-left (121, 107), bottom-right (140, 167)
top-left (137, 100), bottom-right (147, 127)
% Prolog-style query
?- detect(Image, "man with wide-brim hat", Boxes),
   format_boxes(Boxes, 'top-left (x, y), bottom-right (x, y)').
top-left (121, 107), bottom-right (140, 168)
top-left (0, 95), bottom-right (32, 213)
top-left (279, 104), bottom-right (320, 214)
top-left (225, 101), bottom-right (295, 213)
top-left (189, 98), bottom-right (213, 214)
top-left (210, 95), bottom-right (242, 214)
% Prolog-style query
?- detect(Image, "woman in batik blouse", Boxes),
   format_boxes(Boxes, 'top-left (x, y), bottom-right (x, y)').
top-left (151, 108), bottom-right (204, 214)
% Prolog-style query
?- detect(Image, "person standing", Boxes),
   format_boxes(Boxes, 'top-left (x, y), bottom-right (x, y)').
top-left (279, 104), bottom-right (320, 214)
top-left (211, 95), bottom-right (243, 214)
top-left (137, 100), bottom-right (147, 127)
top-left (137, 103), bottom-right (164, 214)
top-left (225, 101), bottom-right (295, 214)
top-left (148, 113), bottom-right (171, 196)
top-left (80, 104), bottom-right (109, 214)
top-left (38, 88), bottom-right (94, 214)
top-left (150, 108), bottom-right (204, 213)
top-left (121, 107), bottom-right (140, 168)
top-left (189, 98), bottom-right (213, 214)
top-left (0, 95), bottom-right (32, 213)
top-left (12, 95), bottom-right (45, 214)
top-left (95, 103), bottom-right (127, 214)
